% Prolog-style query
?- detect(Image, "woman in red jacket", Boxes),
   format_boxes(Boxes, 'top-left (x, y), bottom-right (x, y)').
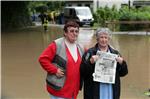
top-left (39, 20), bottom-right (84, 99)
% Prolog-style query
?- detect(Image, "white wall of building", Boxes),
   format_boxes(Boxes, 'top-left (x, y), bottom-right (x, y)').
top-left (93, 0), bottom-right (132, 12)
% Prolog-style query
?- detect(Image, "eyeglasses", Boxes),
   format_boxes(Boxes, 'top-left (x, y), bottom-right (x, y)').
top-left (68, 29), bottom-right (79, 33)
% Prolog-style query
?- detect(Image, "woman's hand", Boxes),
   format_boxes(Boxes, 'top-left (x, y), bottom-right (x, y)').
top-left (56, 68), bottom-right (64, 78)
top-left (116, 56), bottom-right (123, 64)
top-left (90, 55), bottom-right (99, 64)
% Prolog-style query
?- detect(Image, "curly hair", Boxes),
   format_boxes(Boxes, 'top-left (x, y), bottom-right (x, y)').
top-left (95, 28), bottom-right (112, 40)
top-left (63, 20), bottom-right (79, 33)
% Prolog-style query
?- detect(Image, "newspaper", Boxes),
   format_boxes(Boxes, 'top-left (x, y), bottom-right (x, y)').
top-left (93, 51), bottom-right (118, 84)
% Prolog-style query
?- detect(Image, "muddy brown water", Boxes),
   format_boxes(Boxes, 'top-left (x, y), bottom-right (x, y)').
top-left (1, 26), bottom-right (150, 99)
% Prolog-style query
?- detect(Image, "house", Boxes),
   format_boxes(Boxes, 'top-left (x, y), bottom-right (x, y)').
top-left (133, 0), bottom-right (150, 8)
top-left (64, 0), bottom-right (129, 12)
top-left (93, 0), bottom-right (130, 12)
top-left (64, 0), bottom-right (150, 13)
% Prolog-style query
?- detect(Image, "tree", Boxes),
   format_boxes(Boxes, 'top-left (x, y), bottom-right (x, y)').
top-left (1, 1), bottom-right (32, 30)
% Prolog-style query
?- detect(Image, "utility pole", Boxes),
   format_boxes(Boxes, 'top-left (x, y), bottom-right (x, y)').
top-left (128, 0), bottom-right (131, 10)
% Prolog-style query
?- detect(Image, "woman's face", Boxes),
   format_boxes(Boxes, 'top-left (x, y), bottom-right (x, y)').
top-left (97, 33), bottom-right (109, 48)
top-left (64, 27), bottom-right (79, 43)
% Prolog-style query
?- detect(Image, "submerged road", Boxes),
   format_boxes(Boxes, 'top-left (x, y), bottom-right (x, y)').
top-left (1, 25), bottom-right (150, 99)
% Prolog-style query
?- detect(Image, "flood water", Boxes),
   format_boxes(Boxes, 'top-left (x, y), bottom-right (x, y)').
top-left (1, 25), bottom-right (150, 99)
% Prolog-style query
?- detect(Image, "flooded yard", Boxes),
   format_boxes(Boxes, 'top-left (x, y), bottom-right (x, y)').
top-left (1, 25), bottom-right (150, 99)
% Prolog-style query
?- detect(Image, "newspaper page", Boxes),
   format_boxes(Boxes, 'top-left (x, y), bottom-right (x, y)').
top-left (93, 51), bottom-right (118, 84)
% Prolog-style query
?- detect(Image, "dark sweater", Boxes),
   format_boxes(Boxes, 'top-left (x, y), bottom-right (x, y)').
top-left (80, 43), bottom-right (128, 99)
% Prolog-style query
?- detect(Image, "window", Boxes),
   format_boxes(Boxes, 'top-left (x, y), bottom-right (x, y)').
top-left (77, 4), bottom-right (82, 6)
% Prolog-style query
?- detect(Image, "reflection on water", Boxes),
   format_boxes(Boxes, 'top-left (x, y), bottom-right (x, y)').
top-left (111, 35), bottom-right (150, 99)
top-left (2, 26), bottom-right (63, 99)
top-left (78, 28), bottom-right (95, 49)
top-left (42, 26), bottom-right (63, 48)
top-left (1, 26), bottom-right (150, 99)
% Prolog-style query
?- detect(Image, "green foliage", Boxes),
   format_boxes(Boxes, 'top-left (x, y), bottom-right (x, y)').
top-left (47, 1), bottom-right (65, 11)
top-left (119, 6), bottom-right (150, 31)
top-left (28, 1), bottom-right (48, 14)
top-left (28, 1), bottom-right (65, 13)
top-left (94, 5), bottom-right (119, 27)
top-left (1, 1), bottom-right (65, 30)
top-left (94, 5), bottom-right (150, 31)
top-left (2, 1), bottom-right (32, 30)
top-left (35, 5), bottom-right (48, 13)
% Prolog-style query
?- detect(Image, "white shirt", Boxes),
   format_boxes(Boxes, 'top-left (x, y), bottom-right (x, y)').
top-left (65, 39), bottom-right (78, 62)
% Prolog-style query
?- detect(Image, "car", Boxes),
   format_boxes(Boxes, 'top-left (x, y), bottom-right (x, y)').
top-left (63, 6), bottom-right (94, 26)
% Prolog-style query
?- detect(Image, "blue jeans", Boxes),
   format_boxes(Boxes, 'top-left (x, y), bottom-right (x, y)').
top-left (49, 94), bottom-right (74, 99)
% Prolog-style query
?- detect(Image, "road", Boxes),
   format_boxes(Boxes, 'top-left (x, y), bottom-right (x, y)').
top-left (1, 24), bottom-right (150, 99)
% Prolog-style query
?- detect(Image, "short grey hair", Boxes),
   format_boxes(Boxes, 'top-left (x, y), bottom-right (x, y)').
top-left (95, 28), bottom-right (111, 39)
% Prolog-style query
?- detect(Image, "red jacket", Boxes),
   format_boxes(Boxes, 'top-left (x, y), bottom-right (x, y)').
top-left (39, 42), bottom-right (82, 99)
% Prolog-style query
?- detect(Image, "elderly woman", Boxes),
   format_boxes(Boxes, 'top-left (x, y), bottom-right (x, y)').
top-left (39, 20), bottom-right (84, 99)
top-left (80, 28), bottom-right (128, 99)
